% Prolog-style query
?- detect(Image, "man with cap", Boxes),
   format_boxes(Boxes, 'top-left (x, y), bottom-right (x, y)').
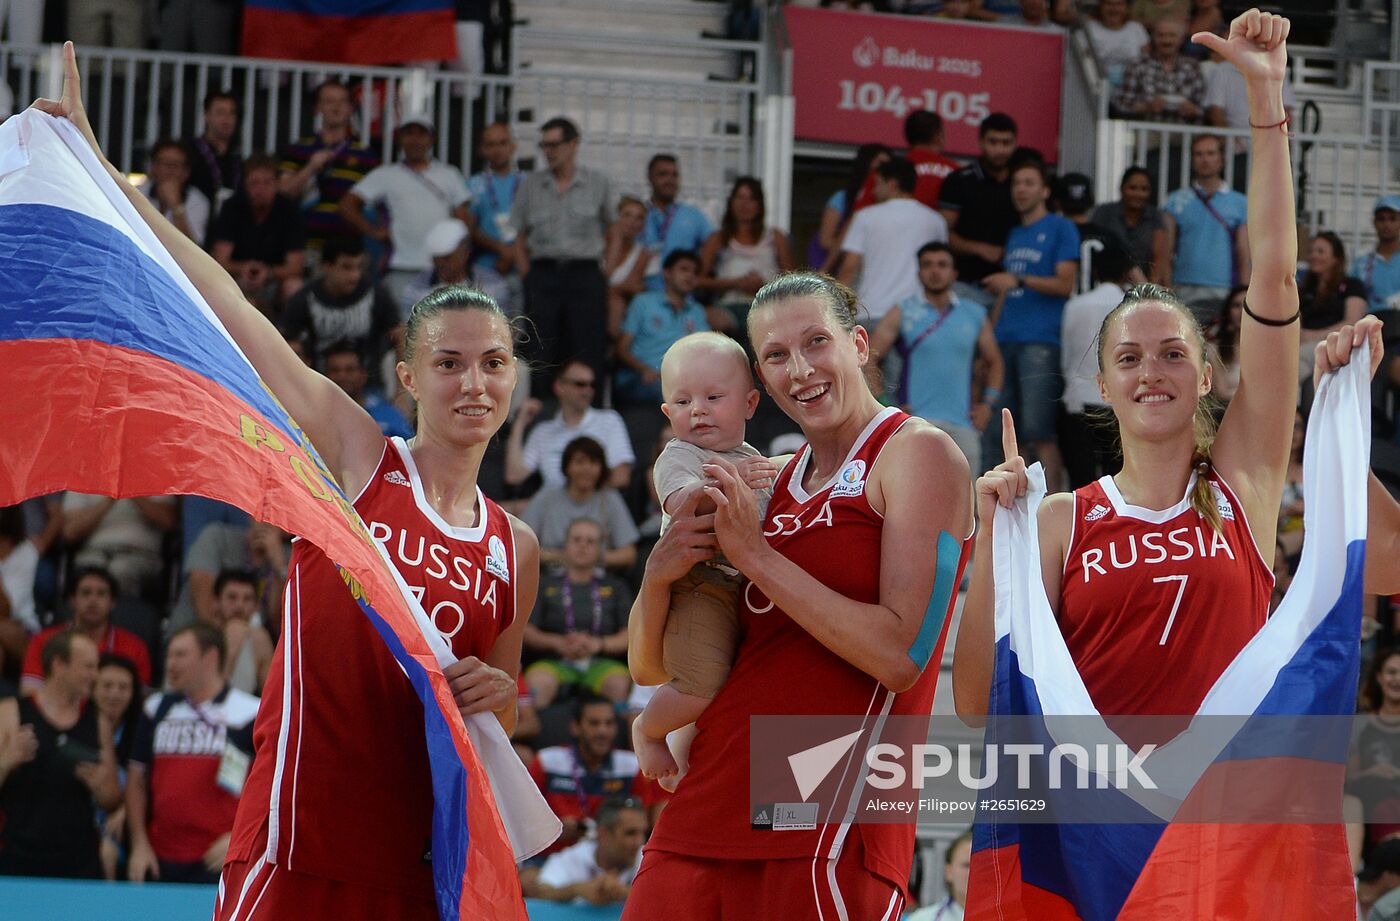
top-left (404, 219), bottom-right (474, 307)
top-left (339, 112), bottom-right (471, 317)
top-left (1361, 838), bottom-right (1400, 920)
top-left (1351, 196), bottom-right (1400, 316)
top-left (1056, 172), bottom-right (1138, 292)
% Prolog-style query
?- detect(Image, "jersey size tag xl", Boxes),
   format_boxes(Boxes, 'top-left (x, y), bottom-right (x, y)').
top-left (751, 802), bottom-right (818, 831)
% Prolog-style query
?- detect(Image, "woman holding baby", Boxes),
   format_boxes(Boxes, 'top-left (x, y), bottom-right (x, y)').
top-left (623, 274), bottom-right (974, 921)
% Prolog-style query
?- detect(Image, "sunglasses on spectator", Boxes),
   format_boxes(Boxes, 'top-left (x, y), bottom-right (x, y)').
top-left (562, 378), bottom-right (595, 389)
top-left (538, 139), bottom-right (571, 151)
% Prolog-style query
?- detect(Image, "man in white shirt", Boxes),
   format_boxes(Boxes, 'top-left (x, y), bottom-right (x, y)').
top-left (1204, 62), bottom-right (1296, 192)
top-left (139, 140), bottom-right (211, 246)
top-left (1085, 0), bottom-right (1150, 87)
top-left (339, 112), bottom-right (472, 317)
top-left (522, 797), bottom-right (648, 905)
top-left (837, 156), bottom-right (949, 323)
top-left (505, 359), bottom-right (635, 491)
top-left (1059, 241), bottom-right (1133, 488)
top-left (61, 494), bottom-right (178, 600)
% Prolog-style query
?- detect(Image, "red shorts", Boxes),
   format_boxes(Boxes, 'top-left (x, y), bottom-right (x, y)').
top-left (621, 835), bottom-right (904, 921)
top-left (216, 849), bottom-right (437, 921)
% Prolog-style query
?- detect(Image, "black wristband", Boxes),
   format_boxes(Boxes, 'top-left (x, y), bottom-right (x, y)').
top-left (1241, 298), bottom-right (1300, 327)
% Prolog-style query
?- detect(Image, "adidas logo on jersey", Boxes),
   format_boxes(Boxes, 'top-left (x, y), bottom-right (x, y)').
top-left (383, 469), bottom-right (411, 487)
top-left (1085, 504), bottom-right (1111, 522)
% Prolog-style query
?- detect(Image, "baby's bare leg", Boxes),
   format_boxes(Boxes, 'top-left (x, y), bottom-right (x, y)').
top-left (658, 723), bottom-right (699, 793)
top-left (633, 685), bottom-right (711, 785)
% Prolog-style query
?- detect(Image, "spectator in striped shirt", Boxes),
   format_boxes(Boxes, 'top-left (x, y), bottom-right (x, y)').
top-left (278, 80), bottom-right (380, 254)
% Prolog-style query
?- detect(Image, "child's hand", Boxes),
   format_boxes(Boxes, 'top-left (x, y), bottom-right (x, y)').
top-left (703, 457), bottom-right (767, 571)
top-left (733, 454), bottom-right (778, 491)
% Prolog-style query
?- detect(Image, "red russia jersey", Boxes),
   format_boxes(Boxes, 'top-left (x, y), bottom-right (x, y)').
top-left (907, 148), bottom-right (959, 210)
top-left (646, 408), bottom-right (970, 891)
top-left (228, 436), bottom-right (518, 896)
top-left (132, 686), bottom-right (259, 863)
top-left (1059, 472), bottom-right (1272, 719)
top-left (22, 624), bottom-right (151, 687)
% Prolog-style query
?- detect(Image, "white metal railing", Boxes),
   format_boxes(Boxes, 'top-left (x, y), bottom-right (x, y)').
top-left (758, 0), bottom-right (795, 231)
top-left (1364, 60), bottom-right (1400, 197)
top-left (1097, 120), bottom-right (1376, 254)
top-left (0, 42), bottom-right (764, 218)
top-left (1288, 44), bottom-right (1365, 96)
top-left (512, 28), bottom-right (766, 87)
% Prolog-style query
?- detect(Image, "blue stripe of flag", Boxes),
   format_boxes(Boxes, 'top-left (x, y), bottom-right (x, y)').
top-left (0, 203), bottom-right (312, 465)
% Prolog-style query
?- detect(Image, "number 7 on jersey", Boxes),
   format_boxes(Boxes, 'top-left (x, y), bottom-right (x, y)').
top-left (1153, 574), bottom-right (1189, 645)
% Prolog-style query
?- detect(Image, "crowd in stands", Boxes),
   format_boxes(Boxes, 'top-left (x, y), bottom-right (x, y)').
top-left (1, 0), bottom-right (1399, 916)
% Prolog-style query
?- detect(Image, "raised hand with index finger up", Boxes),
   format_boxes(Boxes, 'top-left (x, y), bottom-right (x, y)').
top-left (974, 409), bottom-right (1029, 522)
top-left (29, 42), bottom-right (101, 154)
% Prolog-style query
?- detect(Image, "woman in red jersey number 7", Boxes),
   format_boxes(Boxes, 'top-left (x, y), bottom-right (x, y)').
top-left (954, 9), bottom-right (1366, 915)
top-left (624, 272), bottom-right (974, 921)
top-left (34, 45), bottom-right (539, 921)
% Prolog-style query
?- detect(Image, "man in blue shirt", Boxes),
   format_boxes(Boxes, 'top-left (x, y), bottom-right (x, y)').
top-left (981, 158), bottom-right (1079, 489)
top-left (466, 122), bottom-right (523, 316)
top-left (1163, 134), bottom-right (1250, 323)
top-left (615, 250), bottom-right (709, 406)
top-left (870, 242), bottom-right (1004, 474)
top-left (641, 155), bottom-right (713, 291)
top-left (1350, 196), bottom-right (1400, 315)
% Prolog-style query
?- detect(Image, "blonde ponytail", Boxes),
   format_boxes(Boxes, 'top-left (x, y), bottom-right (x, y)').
top-left (1188, 395), bottom-right (1223, 532)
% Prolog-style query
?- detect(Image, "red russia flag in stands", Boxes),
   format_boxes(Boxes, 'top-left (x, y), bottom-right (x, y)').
top-left (242, 0), bottom-right (457, 65)
top-left (967, 350), bottom-right (1370, 919)
top-left (0, 109), bottom-right (555, 921)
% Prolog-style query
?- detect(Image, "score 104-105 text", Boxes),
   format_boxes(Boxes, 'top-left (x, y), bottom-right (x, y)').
top-left (836, 81), bottom-right (991, 125)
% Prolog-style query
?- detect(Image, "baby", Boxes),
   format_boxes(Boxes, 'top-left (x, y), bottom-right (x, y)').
top-left (633, 332), bottom-right (778, 790)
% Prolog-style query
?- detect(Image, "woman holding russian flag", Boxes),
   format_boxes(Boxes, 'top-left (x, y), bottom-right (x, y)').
top-left (954, 8), bottom-right (1383, 918)
top-left (34, 46), bottom-right (539, 920)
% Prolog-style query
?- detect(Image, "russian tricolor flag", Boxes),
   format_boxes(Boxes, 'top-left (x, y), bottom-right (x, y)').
top-left (969, 343), bottom-right (1370, 919)
top-left (242, 0), bottom-right (458, 66)
top-left (0, 109), bottom-right (556, 921)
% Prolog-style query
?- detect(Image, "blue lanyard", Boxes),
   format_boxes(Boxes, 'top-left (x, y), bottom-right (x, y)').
top-left (570, 745), bottom-right (597, 815)
top-left (649, 204), bottom-right (677, 245)
top-left (484, 171), bottom-right (518, 213)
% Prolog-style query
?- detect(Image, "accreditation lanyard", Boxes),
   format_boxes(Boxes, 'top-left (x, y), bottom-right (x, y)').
top-left (561, 576), bottom-right (604, 635)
